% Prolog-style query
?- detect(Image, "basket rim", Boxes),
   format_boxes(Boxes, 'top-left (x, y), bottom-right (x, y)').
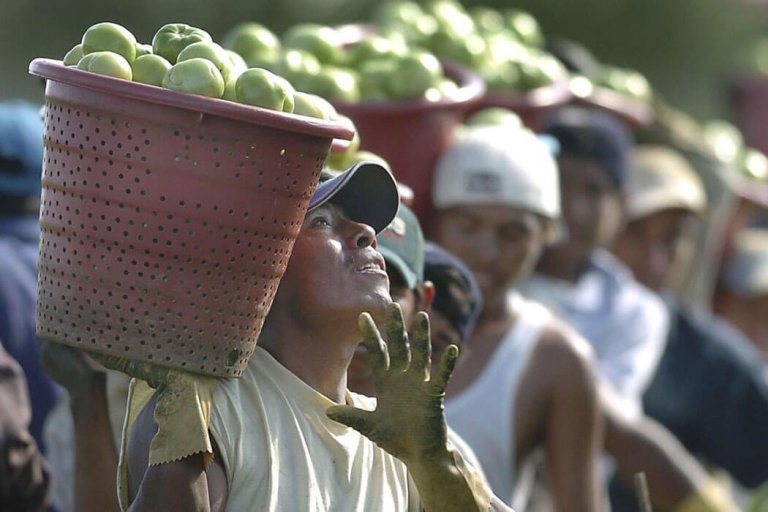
top-left (482, 79), bottom-right (573, 110)
top-left (30, 58), bottom-right (355, 142)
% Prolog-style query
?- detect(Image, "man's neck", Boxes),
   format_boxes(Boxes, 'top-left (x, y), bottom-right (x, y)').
top-left (535, 247), bottom-right (591, 283)
top-left (258, 313), bottom-right (359, 404)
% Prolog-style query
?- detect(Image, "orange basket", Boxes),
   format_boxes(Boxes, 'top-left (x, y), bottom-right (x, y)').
top-left (331, 61), bottom-right (485, 228)
top-left (29, 58), bottom-right (353, 378)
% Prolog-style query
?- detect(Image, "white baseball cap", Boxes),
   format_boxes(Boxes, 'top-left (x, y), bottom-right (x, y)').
top-left (432, 125), bottom-right (561, 221)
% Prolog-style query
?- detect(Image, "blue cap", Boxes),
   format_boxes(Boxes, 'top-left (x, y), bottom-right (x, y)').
top-left (310, 161), bottom-right (400, 234)
top-left (0, 101), bottom-right (44, 198)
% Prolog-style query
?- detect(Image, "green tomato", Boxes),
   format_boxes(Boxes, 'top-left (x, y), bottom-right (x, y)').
top-left (465, 108), bottom-right (523, 128)
top-left (135, 43), bottom-right (153, 58)
top-left (294, 66), bottom-right (360, 103)
top-left (80, 51), bottom-right (133, 80)
top-left (152, 23), bottom-right (212, 64)
top-left (235, 68), bottom-right (296, 112)
top-left (358, 58), bottom-right (399, 101)
top-left (275, 49), bottom-right (322, 83)
top-left (503, 9), bottom-right (543, 48)
top-left (345, 36), bottom-right (407, 69)
top-left (222, 22), bottom-right (281, 68)
top-left (76, 53), bottom-right (97, 71)
top-left (283, 24), bottom-right (344, 66)
top-left (224, 49), bottom-right (248, 77)
top-left (63, 44), bottom-right (84, 66)
top-left (374, 1), bottom-right (425, 27)
top-left (389, 52), bottom-right (443, 99)
top-left (162, 58), bottom-right (225, 98)
top-left (177, 41), bottom-right (232, 82)
top-left (293, 91), bottom-right (338, 120)
top-left (82, 22), bottom-right (137, 62)
top-left (469, 6), bottom-right (505, 35)
top-left (132, 54), bottom-right (172, 86)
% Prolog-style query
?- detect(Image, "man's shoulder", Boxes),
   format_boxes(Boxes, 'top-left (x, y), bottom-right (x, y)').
top-left (534, 316), bottom-right (596, 376)
top-left (589, 250), bottom-right (667, 320)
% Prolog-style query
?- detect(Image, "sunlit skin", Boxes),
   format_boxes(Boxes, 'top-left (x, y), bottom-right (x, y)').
top-left (613, 209), bottom-right (700, 292)
top-left (536, 157), bottom-right (625, 282)
top-left (430, 204), bottom-right (549, 322)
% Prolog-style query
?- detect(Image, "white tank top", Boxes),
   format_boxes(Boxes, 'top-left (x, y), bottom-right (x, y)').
top-left (445, 294), bottom-right (549, 507)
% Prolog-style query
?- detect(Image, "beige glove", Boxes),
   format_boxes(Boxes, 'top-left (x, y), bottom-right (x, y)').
top-left (326, 303), bottom-right (491, 512)
top-left (673, 477), bottom-right (741, 512)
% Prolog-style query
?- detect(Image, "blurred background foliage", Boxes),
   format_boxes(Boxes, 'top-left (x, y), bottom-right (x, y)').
top-left (2, 0), bottom-right (767, 121)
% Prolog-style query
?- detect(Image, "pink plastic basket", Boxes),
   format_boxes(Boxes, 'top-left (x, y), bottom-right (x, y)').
top-left (29, 58), bottom-right (353, 378)
top-left (332, 61), bottom-right (485, 228)
top-left (474, 80), bottom-right (573, 130)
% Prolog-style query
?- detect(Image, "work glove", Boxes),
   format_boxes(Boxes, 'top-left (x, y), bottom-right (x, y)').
top-left (326, 303), bottom-right (491, 512)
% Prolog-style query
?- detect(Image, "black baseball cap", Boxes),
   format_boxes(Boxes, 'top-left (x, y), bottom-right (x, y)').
top-left (309, 161), bottom-right (400, 234)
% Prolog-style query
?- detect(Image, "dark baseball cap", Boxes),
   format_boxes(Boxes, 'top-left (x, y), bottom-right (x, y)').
top-left (377, 204), bottom-right (424, 289)
top-left (309, 161), bottom-right (400, 234)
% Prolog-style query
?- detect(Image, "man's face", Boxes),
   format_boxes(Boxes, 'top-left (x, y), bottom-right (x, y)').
top-left (613, 208), bottom-right (699, 292)
top-left (273, 203), bottom-right (390, 329)
top-left (555, 157), bottom-right (624, 261)
top-left (432, 204), bottom-right (548, 312)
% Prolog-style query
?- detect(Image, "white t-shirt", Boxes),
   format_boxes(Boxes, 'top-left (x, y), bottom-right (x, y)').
top-left (209, 346), bottom-right (421, 512)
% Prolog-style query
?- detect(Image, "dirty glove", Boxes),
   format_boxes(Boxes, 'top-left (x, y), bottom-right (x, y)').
top-left (326, 303), bottom-right (491, 512)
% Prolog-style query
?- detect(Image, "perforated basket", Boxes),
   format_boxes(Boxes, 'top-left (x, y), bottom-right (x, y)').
top-left (29, 58), bottom-right (353, 378)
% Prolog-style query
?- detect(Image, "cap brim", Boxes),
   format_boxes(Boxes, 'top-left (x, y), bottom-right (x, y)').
top-left (309, 161), bottom-right (400, 234)
top-left (378, 246), bottom-right (419, 289)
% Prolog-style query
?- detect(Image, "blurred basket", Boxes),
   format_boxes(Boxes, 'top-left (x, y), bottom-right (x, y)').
top-left (571, 84), bottom-right (654, 132)
top-left (29, 58), bottom-right (353, 378)
top-left (474, 80), bottom-right (573, 130)
top-left (331, 61), bottom-right (485, 227)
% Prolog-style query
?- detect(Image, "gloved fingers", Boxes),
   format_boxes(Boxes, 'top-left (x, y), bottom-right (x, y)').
top-left (410, 311), bottom-right (432, 382)
top-left (429, 344), bottom-right (459, 396)
top-left (384, 302), bottom-right (410, 373)
top-left (326, 405), bottom-right (377, 439)
top-left (358, 312), bottom-right (390, 382)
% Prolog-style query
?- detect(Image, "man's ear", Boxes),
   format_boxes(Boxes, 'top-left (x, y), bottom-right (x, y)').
top-left (420, 280), bottom-right (436, 313)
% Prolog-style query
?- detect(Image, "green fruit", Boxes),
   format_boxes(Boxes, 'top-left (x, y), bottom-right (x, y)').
top-left (374, 1), bottom-right (425, 27)
top-left (346, 36), bottom-right (407, 69)
top-left (131, 54), bottom-right (172, 86)
top-left (82, 22), bottom-right (137, 62)
top-left (469, 6), bottom-right (505, 35)
top-left (275, 49), bottom-right (322, 83)
top-left (293, 92), bottom-right (338, 120)
top-left (152, 23), bottom-right (212, 64)
top-left (294, 66), bottom-right (360, 103)
top-left (135, 43), bottom-right (153, 58)
top-left (358, 59), bottom-right (399, 101)
top-left (76, 53), bottom-right (97, 71)
top-left (389, 52), bottom-right (442, 99)
top-left (222, 22), bottom-right (281, 68)
top-left (224, 49), bottom-right (248, 77)
top-left (162, 58), bottom-right (225, 98)
top-left (283, 24), bottom-right (344, 66)
top-left (80, 51), bottom-right (133, 80)
top-left (235, 68), bottom-right (296, 112)
top-left (465, 108), bottom-right (523, 128)
top-left (177, 41), bottom-right (232, 82)
top-left (63, 44), bottom-right (84, 66)
top-left (503, 9), bottom-right (544, 48)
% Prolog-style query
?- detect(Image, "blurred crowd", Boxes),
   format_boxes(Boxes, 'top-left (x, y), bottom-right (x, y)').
top-left (4, 14), bottom-right (768, 512)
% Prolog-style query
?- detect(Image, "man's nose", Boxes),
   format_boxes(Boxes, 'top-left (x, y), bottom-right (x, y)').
top-left (347, 221), bottom-right (377, 249)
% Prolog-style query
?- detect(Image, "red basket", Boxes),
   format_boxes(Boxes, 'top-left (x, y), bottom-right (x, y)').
top-left (571, 86), bottom-right (654, 132)
top-left (331, 61), bottom-right (485, 227)
top-left (29, 58), bottom-right (353, 378)
top-left (475, 80), bottom-right (573, 130)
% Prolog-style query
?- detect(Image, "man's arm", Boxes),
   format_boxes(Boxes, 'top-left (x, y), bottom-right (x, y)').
top-left (603, 393), bottom-right (738, 512)
top-left (124, 395), bottom-right (228, 512)
top-left (533, 326), bottom-right (604, 512)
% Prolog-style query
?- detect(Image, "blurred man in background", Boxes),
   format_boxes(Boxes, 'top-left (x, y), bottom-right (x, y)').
top-left (519, 107), bottom-right (668, 418)
top-left (0, 101), bottom-right (60, 454)
top-left (612, 145), bottom-right (768, 508)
